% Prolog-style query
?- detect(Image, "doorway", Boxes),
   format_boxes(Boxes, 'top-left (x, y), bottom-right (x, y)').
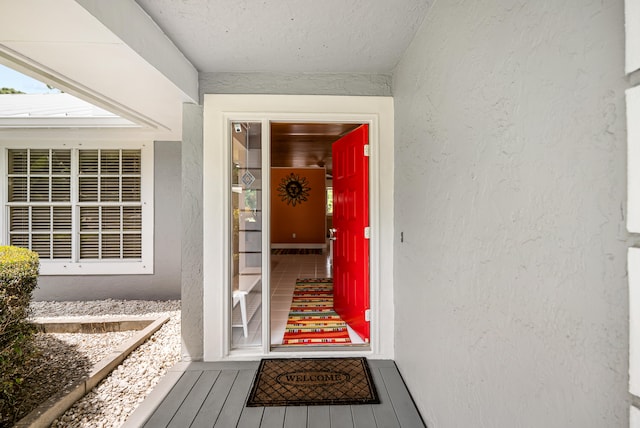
top-left (202, 94), bottom-right (394, 361)
top-left (269, 122), bottom-right (370, 347)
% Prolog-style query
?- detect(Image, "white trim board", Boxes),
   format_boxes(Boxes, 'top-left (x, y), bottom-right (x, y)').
top-left (632, 405), bottom-right (640, 428)
top-left (630, 247), bottom-right (640, 396)
top-left (202, 94), bottom-right (394, 361)
top-left (627, 0), bottom-right (640, 74)
top-left (628, 86), bottom-right (640, 232)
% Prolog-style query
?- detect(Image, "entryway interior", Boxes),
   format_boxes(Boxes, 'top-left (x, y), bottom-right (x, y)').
top-left (270, 122), bottom-right (367, 347)
top-left (230, 121), bottom-right (368, 348)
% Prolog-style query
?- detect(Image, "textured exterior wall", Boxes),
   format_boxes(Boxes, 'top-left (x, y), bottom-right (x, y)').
top-left (181, 103), bottom-right (204, 361)
top-left (34, 140), bottom-right (182, 301)
top-left (392, 0), bottom-right (629, 427)
top-left (199, 72), bottom-right (391, 100)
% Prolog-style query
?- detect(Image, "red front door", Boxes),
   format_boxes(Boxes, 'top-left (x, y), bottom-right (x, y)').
top-left (332, 124), bottom-right (369, 342)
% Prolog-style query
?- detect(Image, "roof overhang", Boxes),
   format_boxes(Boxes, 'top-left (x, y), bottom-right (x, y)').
top-left (0, 0), bottom-right (198, 140)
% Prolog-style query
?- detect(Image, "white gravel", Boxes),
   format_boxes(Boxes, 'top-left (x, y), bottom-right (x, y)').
top-left (29, 299), bottom-right (181, 428)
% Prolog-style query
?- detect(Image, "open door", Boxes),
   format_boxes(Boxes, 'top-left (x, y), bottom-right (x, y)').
top-left (332, 124), bottom-right (370, 342)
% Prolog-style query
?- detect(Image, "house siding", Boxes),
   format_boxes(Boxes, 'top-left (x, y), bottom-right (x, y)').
top-left (393, 0), bottom-right (629, 427)
top-left (34, 140), bottom-right (181, 301)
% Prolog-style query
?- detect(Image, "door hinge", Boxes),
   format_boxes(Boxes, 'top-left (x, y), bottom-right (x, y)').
top-left (364, 144), bottom-right (370, 157)
top-left (364, 227), bottom-right (371, 239)
top-left (365, 309), bottom-right (371, 322)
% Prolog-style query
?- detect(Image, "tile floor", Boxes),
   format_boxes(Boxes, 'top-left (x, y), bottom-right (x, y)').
top-left (270, 252), bottom-right (366, 345)
top-left (231, 252), bottom-right (365, 348)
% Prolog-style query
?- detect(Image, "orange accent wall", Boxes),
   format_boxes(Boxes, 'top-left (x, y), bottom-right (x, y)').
top-left (271, 168), bottom-right (326, 244)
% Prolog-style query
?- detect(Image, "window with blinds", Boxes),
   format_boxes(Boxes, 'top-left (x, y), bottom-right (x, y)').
top-left (6, 148), bottom-right (144, 263)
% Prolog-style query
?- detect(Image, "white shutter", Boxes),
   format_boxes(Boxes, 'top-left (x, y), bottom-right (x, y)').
top-left (122, 150), bottom-right (141, 174)
top-left (8, 177), bottom-right (27, 202)
top-left (100, 177), bottom-right (120, 202)
top-left (79, 150), bottom-right (98, 202)
top-left (100, 150), bottom-right (120, 175)
top-left (123, 234), bottom-right (142, 258)
top-left (52, 207), bottom-right (71, 259)
top-left (79, 206), bottom-right (99, 259)
top-left (9, 206), bottom-right (28, 249)
top-left (122, 176), bottom-right (140, 201)
top-left (80, 234), bottom-right (99, 259)
top-left (31, 206), bottom-right (50, 230)
top-left (9, 207), bottom-right (28, 231)
top-left (102, 233), bottom-right (121, 259)
top-left (79, 150), bottom-right (98, 174)
top-left (31, 234), bottom-right (50, 258)
top-left (123, 205), bottom-right (142, 259)
top-left (8, 149), bottom-right (27, 174)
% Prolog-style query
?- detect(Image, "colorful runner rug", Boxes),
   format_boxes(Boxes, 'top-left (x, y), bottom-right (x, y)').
top-left (282, 278), bottom-right (351, 345)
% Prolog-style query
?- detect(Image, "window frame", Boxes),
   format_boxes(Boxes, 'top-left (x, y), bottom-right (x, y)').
top-left (0, 141), bottom-right (154, 275)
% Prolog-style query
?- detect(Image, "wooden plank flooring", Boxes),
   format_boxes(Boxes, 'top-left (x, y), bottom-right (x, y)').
top-left (123, 360), bottom-right (424, 428)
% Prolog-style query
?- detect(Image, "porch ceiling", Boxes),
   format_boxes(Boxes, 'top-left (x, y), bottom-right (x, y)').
top-left (134, 0), bottom-right (433, 73)
top-left (1, 1), bottom-right (421, 141)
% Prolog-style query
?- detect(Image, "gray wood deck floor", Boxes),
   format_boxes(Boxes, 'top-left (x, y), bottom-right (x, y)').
top-left (123, 360), bottom-right (425, 428)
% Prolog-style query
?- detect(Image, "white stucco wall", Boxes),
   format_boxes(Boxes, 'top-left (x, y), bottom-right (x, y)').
top-left (199, 72), bottom-right (392, 101)
top-left (393, 0), bottom-right (629, 426)
top-left (181, 103), bottom-right (204, 361)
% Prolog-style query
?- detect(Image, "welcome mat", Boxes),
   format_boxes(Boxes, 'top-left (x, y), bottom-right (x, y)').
top-left (282, 278), bottom-right (351, 345)
top-left (271, 248), bottom-right (323, 255)
top-left (246, 357), bottom-right (379, 407)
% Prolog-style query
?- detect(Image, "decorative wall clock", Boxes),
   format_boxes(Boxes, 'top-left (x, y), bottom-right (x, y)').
top-left (277, 172), bottom-right (311, 206)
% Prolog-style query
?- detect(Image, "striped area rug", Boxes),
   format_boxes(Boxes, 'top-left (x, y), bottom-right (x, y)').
top-left (282, 278), bottom-right (351, 345)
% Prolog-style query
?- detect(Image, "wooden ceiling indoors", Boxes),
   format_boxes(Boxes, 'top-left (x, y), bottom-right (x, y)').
top-left (270, 123), bottom-right (360, 177)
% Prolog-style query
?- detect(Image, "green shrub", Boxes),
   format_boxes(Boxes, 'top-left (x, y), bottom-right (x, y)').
top-left (0, 246), bottom-right (39, 426)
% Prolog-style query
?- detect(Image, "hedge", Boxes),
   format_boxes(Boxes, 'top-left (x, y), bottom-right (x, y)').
top-left (0, 246), bottom-right (39, 426)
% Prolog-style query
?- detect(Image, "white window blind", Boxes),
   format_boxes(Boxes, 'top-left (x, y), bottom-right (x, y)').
top-left (7, 149), bottom-right (72, 259)
top-left (76, 149), bottom-right (142, 260)
top-left (3, 144), bottom-right (152, 275)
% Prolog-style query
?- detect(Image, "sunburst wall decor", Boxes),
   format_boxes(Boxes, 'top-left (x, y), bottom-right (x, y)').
top-left (277, 172), bottom-right (311, 206)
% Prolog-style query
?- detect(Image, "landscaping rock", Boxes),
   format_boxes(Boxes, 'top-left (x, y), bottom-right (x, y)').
top-left (28, 300), bottom-right (181, 428)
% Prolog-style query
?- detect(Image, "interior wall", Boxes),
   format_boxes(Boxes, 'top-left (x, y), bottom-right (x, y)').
top-left (271, 167), bottom-right (326, 245)
top-left (35, 140), bottom-right (182, 301)
top-left (392, 0), bottom-right (629, 426)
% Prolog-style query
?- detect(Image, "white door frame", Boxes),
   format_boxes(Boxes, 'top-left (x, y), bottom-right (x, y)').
top-left (202, 94), bottom-right (394, 361)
